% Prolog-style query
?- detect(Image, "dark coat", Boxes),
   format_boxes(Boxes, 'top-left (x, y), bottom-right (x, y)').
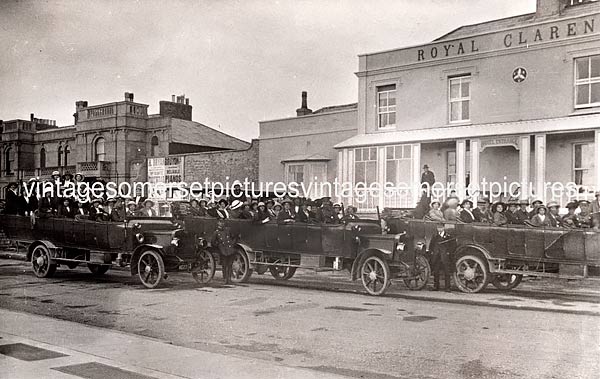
top-left (459, 210), bottom-right (475, 223)
top-left (5, 189), bottom-right (21, 215)
top-left (58, 205), bottom-right (76, 218)
top-left (421, 171), bottom-right (435, 187)
top-left (473, 208), bottom-right (492, 223)
top-left (277, 209), bottom-right (295, 224)
top-left (211, 226), bottom-right (236, 256)
top-left (429, 231), bottom-right (456, 273)
top-left (253, 210), bottom-right (271, 224)
top-left (295, 209), bottom-right (316, 223)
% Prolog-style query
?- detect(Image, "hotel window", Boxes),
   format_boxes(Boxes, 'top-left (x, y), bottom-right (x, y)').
top-left (574, 143), bottom-right (595, 186)
top-left (575, 55), bottom-right (600, 108)
top-left (385, 145), bottom-right (412, 185)
top-left (354, 147), bottom-right (377, 184)
top-left (377, 85), bottom-right (396, 128)
top-left (449, 75), bottom-right (471, 123)
top-left (287, 164), bottom-right (305, 184)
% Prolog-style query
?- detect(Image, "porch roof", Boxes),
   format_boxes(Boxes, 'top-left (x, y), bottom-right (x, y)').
top-left (334, 113), bottom-right (600, 149)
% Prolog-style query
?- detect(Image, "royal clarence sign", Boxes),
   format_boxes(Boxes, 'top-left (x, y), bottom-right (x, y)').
top-left (416, 15), bottom-right (596, 62)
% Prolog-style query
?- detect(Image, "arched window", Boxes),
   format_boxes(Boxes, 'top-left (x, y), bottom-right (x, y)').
top-left (57, 145), bottom-right (63, 167)
top-left (95, 137), bottom-right (105, 162)
top-left (40, 148), bottom-right (46, 169)
top-left (64, 145), bottom-right (70, 167)
top-left (5, 148), bottom-right (11, 175)
top-left (151, 136), bottom-right (159, 157)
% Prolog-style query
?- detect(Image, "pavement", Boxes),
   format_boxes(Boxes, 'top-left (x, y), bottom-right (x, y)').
top-left (0, 308), bottom-right (347, 379)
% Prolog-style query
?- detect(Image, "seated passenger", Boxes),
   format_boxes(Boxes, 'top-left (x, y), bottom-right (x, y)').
top-left (57, 198), bottom-right (76, 218)
top-left (75, 200), bottom-right (88, 217)
top-left (277, 199), bottom-right (295, 224)
top-left (505, 201), bottom-right (521, 224)
top-left (239, 203), bottom-right (254, 220)
top-left (106, 197), bottom-right (125, 222)
top-left (491, 202), bottom-right (508, 226)
top-left (296, 201), bottom-right (316, 223)
top-left (546, 201), bottom-right (562, 227)
top-left (126, 201), bottom-right (138, 217)
top-left (459, 200), bottom-right (475, 223)
top-left (562, 201), bottom-right (580, 228)
top-left (253, 202), bottom-right (271, 224)
top-left (530, 205), bottom-right (551, 227)
top-left (316, 200), bottom-right (338, 224)
top-left (342, 205), bottom-right (360, 223)
top-left (136, 199), bottom-right (157, 217)
top-left (189, 199), bottom-right (207, 217)
top-left (528, 200), bottom-right (544, 219)
top-left (38, 192), bottom-right (56, 216)
top-left (473, 197), bottom-right (492, 223)
top-left (442, 196), bottom-right (460, 222)
top-left (426, 200), bottom-right (444, 222)
top-left (215, 199), bottom-right (230, 219)
top-left (578, 200), bottom-right (592, 228)
top-left (89, 199), bottom-right (109, 221)
top-left (333, 203), bottom-right (344, 223)
top-left (272, 202), bottom-right (282, 218)
top-left (228, 199), bottom-right (243, 219)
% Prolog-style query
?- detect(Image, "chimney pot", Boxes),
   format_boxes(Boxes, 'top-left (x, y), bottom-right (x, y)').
top-left (296, 91), bottom-right (313, 117)
top-left (185, 98), bottom-right (189, 105)
top-left (30, 113), bottom-right (34, 122)
top-left (172, 95), bottom-right (176, 102)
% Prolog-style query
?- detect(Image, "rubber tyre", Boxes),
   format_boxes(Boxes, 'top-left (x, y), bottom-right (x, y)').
top-left (230, 249), bottom-right (252, 283)
top-left (454, 254), bottom-right (490, 293)
top-left (491, 274), bottom-right (523, 291)
top-left (192, 250), bottom-right (216, 284)
top-left (403, 253), bottom-right (431, 290)
top-left (31, 245), bottom-right (57, 278)
top-left (269, 266), bottom-right (297, 281)
top-left (137, 250), bottom-right (165, 289)
top-left (360, 255), bottom-right (391, 296)
top-left (87, 264), bottom-right (110, 276)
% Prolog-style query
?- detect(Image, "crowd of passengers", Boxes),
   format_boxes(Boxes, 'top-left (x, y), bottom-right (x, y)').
top-left (415, 191), bottom-right (600, 229)
top-left (1, 172), bottom-right (162, 221)
top-left (180, 195), bottom-right (360, 225)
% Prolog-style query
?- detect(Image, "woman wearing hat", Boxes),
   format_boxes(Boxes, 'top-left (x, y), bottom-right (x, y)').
top-left (137, 199), bottom-right (157, 217)
top-left (459, 199), bottom-right (475, 223)
top-left (528, 200), bottom-right (544, 219)
top-left (426, 200), bottom-right (444, 222)
top-left (277, 199), bottom-right (295, 224)
top-left (272, 201), bottom-right (282, 218)
top-left (89, 198), bottom-right (109, 221)
top-left (216, 199), bottom-right (230, 219)
top-left (253, 202), bottom-right (271, 224)
top-left (546, 201), bottom-right (562, 227)
top-left (126, 201), bottom-right (138, 217)
top-left (530, 204), bottom-right (552, 227)
top-left (189, 199), bottom-right (207, 217)
top-left (562, 201), bottom-right (580, 228)
top-left (491, 202), bottom-right (508, 226)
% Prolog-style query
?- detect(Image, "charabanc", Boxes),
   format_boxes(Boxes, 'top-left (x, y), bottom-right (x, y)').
top-left (0, 214), bottom-right (215, 288)
top-left (387, 217), bottom-right (600, 293)
top-left (183, 216), bottom-right (430, 296)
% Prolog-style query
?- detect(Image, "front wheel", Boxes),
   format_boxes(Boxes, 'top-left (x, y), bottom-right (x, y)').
top-left (31, 245), bottom-right (57, 278)
top-left (192, 250), bottom-right (216, 284)
top-left (269, 266), bottom-right (297, 281)
top-left (491, 273), bottom-right (522, 291)
top-left (403, 253), bottom-right (430, 290)
top-left (230, 249), bottom-right (252, 283)
top-left (88, 264), bottom-right (110, 276)
top-left (360, 255), bottom-right (390, 296)
top-left (137, 250), bottom-right (165, 289)
top-left (454, 254), bottom-right (490, 293)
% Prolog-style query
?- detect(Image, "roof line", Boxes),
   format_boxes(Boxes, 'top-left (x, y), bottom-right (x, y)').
top-left (433, 12), bottom-right (536, 41)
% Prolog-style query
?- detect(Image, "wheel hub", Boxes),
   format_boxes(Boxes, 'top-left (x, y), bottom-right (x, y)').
top-left (463, 265), bottom-right (476, 280)
top-left (36, 256), bottom-right (45, 266)
top-left (144, 265), bottom-right (152, 273)
top-left (368, 270), bottom-right (378, 281)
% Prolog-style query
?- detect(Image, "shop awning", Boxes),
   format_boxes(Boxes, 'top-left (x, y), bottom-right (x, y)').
top-left (334, 113), bottom-right (600, 149)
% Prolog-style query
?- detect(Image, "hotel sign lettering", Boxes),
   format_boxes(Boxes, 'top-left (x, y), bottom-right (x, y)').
top-left (480, 136), bottom-right (521, 152)
top-left (417, 15), bottom-right (596, 62)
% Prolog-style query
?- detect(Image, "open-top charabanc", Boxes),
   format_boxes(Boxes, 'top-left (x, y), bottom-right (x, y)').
top-left (0, 215), bottom-right (216, 288)
top-left (183, 216), bottom-right (431, 296)
top-left (386, 217), bottom-right (600, 293)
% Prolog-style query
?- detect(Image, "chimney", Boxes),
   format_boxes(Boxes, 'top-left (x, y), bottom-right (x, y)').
top-left (296, 91), bottom-right (313, 117)
top-left (124, 92), bottom-right (134, 102)
top-left (30, 113), bottom-right (34, 122)
top-left (172, 94), bottom-right (176, 102)
top-left (536, 0), bottom-right (565, 18)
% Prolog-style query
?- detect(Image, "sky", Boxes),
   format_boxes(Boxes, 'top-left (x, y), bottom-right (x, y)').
top-left (0, 0), bottom-right (536, 142)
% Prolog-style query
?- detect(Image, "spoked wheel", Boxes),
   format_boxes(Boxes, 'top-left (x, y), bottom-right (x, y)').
top-left (87, 264), bottom-right (110, 276)
top-left (269, 265), bottom-right (297, 281)
top-left (137, 250), bottom-right (165, 289)
top-left (491, 273), bottom-right (523, 291)
top-left (230, 249), bottom-right (252, 283)
top-left (403, 253), bottom-right (431, 290)
top-left (31, 245), bottom-right (57, 278)
top-left (360, 255), bottom-right (390, 296)
top-left (454, 254), bottom-right (489, 293)
top-left (192, 250), bottom-right (216, 284)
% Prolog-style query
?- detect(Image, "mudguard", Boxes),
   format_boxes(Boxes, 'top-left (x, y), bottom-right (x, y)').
top-left (27, 240), bottom-right (58, 262)
top-left (130, 244), bottom-right (165, 275)
top-left (350, 248), bottom-right (393, 281)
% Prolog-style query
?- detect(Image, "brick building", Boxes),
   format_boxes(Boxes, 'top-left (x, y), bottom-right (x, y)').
top-left (0, 93), bottom-right (251, 198)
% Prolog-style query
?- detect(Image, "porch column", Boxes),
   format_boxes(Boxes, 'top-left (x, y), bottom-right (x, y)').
top-left (595, 130), bottom-right (600, 192)
top-left (534, 134), bottom-right (546, 202)
top-left (519, 135), bottom-right (530, 201)
top-left (377, 146), bottom-right (386, 209)
top-left (469, 139), bottom-right (480, 200)
top-left (412, 143), bottom-right (421, 207)
top-left (456, 139), bottom-right (467, 199)
top-left (337, 150), bottom-right (344, 203)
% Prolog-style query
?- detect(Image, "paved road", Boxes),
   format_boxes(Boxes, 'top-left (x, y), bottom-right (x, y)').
top-left (1, 259), bottom-right (599, 378)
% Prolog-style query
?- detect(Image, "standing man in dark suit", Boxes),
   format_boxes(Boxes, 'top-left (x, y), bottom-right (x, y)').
top-left (429, 223), bottom-right (456, 292)
top-left (421, 164), bottom-right (435, 191)
top-left (4, 182), bottom-right (21, 215)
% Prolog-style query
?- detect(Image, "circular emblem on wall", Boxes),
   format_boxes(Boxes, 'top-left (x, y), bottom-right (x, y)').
top-left (512, 67), bottom-right (527, 83)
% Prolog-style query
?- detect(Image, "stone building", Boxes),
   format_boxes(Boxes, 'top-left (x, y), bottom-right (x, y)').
top-left (335, 0), bottom-right (600, 211)
top-left (0, 93), bottom-right (250, 198)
